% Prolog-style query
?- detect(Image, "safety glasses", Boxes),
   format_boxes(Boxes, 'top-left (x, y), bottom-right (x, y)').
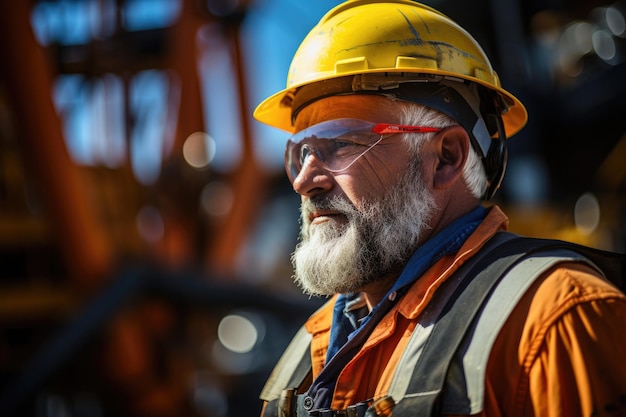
top-left (285, 118), bottom-right (442, 182)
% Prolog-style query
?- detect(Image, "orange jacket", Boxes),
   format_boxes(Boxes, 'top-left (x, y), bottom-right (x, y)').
top-left (266, 205), bottom-right (626, 416)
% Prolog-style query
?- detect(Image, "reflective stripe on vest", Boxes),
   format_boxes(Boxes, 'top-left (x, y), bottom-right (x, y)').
top-left (389, 249), bottom-right (599, 416)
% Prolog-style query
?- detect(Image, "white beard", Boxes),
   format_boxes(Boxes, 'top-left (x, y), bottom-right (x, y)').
top-left (291, 163), bottom-right (437, 297)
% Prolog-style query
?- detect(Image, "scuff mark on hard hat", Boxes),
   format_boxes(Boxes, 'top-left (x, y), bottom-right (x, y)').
top-left (339, 39), bottom-right (402, 53)
top-left (428, 40), bottom-right (481, 62)
top-left (398, 10), bottom-right (425, 45)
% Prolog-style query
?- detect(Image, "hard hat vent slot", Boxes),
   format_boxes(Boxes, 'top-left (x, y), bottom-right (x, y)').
top-left (396, 56), bottom-right (438, 70)
top-left (335, 57), bottom-right (369, 74)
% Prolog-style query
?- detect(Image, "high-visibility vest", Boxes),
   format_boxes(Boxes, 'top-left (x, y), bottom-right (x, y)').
top-left (260, 233), bottom-right (625, 417)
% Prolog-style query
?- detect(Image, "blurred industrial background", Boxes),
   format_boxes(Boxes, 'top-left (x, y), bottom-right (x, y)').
top-left (0, 0), bottom-right (625, 416)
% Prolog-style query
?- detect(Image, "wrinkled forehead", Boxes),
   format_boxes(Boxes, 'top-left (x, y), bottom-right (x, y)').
top-left (293, 94), bottom-right (406, 132)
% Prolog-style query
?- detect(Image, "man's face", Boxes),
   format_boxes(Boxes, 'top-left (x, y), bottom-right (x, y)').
top-left (288, 95), bottom-right (438, 296)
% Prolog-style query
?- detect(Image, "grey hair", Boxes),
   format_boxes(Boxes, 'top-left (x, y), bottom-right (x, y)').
top-left (397, 101), bottom-right (488, 199)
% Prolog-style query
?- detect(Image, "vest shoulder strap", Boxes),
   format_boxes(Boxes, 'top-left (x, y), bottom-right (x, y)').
top-left (387, 233), bottom-right (624, 416)
top-left (438, 248), bottom-right (597, 414)
top-left (261, 325), bottom-right (312, 400)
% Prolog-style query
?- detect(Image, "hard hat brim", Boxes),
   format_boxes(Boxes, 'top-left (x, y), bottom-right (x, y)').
top-left (253, 68), bottom-right (528, 139)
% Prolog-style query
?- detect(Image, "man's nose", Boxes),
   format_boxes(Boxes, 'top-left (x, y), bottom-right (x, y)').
top-left (291, 152), bottom-right (334, 197)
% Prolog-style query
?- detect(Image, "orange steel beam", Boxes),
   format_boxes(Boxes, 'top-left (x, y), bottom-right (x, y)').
top-left (167, 0), bottom-right (207, 153)
top-left (165, 0), bottom-right (270, 275)
top-left (0, 1), bottom-right (114, 289)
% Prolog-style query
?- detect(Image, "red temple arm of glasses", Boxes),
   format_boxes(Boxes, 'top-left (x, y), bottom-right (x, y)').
top-left (372, 123), bottom-right (443, 135)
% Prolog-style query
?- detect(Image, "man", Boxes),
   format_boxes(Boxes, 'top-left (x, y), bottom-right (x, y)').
top-left (253, 1), bottom-right (626, 416)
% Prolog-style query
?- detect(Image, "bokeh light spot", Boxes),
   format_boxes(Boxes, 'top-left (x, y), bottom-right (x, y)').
top-left (217, 314), bottom-right (258, 353)
top-left (183, 132), bottom-right (216, 169)
top-left (575, 192), bottom-right (601, 235)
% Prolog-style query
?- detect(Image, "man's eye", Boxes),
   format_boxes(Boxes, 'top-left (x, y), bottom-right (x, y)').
top-left (299, 145), bottom-right (311, 164)
top-left (335, 140), bottom-right (361, 149)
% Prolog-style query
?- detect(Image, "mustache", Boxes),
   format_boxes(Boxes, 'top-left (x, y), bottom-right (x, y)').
top-left (301, 195), bottom-right (358, 220)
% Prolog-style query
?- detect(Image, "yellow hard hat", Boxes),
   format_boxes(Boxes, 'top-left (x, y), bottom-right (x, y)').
top-left (253, 0), bottom-right (527, 138)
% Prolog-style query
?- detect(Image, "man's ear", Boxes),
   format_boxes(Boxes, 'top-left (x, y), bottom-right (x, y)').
top-left (433, 125), bottom-right (470, 190)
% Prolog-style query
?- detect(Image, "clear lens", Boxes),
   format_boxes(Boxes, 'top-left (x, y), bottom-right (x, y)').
top-left (285, 119), bottom-right (382, 180)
